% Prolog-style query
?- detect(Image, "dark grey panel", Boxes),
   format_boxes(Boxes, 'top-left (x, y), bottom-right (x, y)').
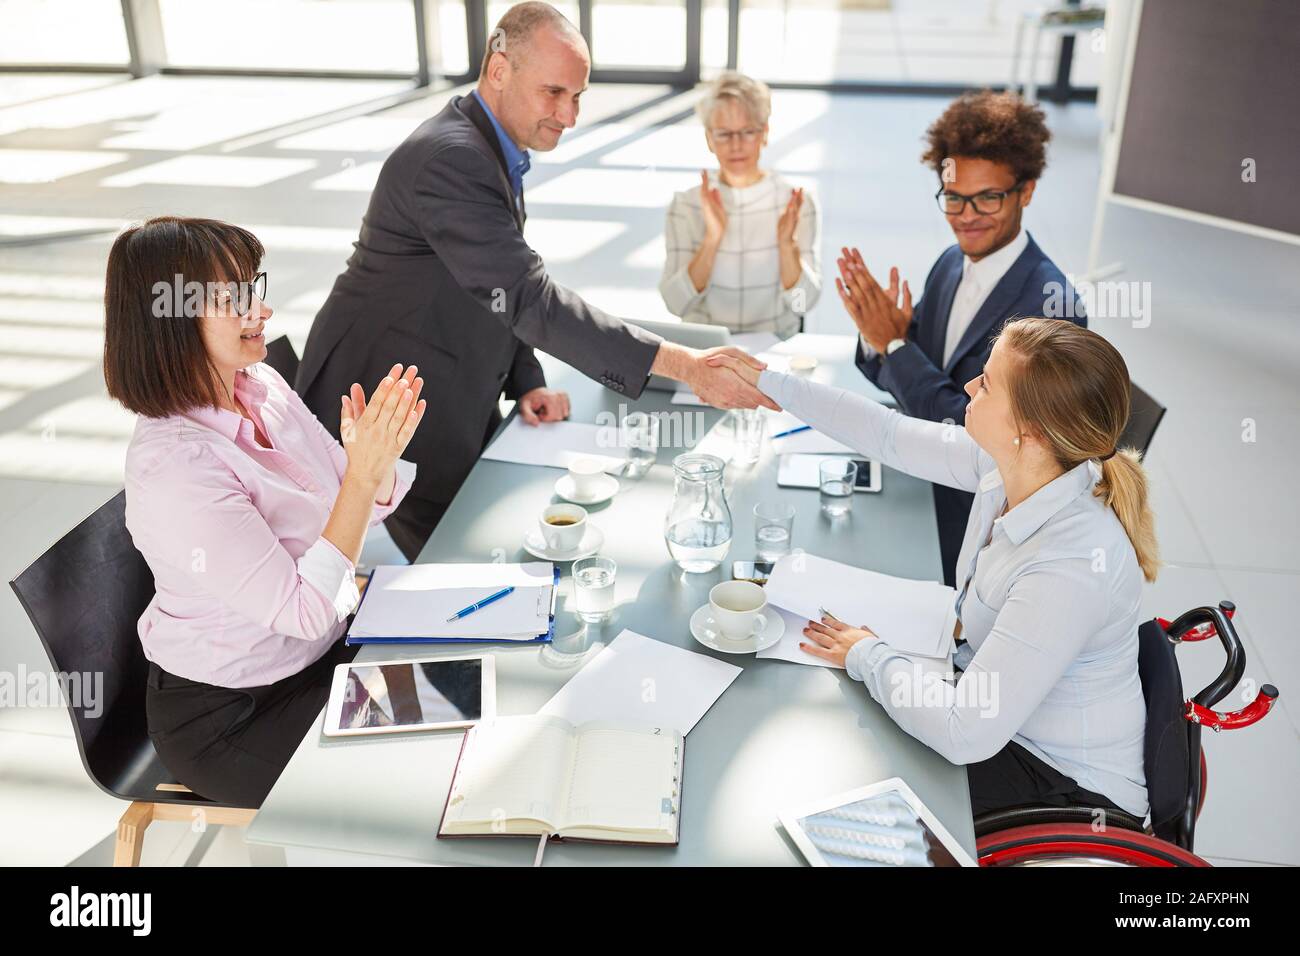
top-left (1113, 0), bottom-right (1300, 236)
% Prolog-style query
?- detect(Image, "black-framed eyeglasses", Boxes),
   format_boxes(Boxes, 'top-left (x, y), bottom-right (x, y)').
top-left (709, 126), bottom-right (764, 145)
top-left (215, 271), bottom-right (267, 315)
top-left (935, 182), bottom-right (1025, 216)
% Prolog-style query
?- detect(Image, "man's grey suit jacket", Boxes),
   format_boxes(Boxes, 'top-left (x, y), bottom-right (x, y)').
top-left (296, 92), bottom-right (662, 506)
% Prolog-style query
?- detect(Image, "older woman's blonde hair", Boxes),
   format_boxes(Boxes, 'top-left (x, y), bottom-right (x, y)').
top-left (695, 71), bottom-right (772, 128)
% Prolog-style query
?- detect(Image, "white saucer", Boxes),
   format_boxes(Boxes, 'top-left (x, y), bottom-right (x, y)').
top-left (689, 604), bottom-right (785, 654)
top-left (554, 473), bottom-right (619, 505)
top-left (523, 523), bottom-right (605, 562)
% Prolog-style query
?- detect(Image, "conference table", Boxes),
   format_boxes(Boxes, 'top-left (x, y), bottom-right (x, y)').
top-left (245, 333), bottom-right (976, 866)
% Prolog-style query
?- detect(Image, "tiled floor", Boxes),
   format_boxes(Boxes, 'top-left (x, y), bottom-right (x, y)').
top-left (0, 71), bottom-right (1296, 866)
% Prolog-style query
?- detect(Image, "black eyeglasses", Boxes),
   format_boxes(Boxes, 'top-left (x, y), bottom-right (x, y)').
top-left (215, 272), bottom-right (268, 315)
top-left (935, 182), bottom-right (1025, 216)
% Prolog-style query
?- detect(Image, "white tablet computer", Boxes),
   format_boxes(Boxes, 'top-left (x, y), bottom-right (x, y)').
top-left (779, 777), bottom-right (976, 867)
top-left (776, 453), bottom-right (882, 493)
top-left (323, 655), bottom-right (496, 738)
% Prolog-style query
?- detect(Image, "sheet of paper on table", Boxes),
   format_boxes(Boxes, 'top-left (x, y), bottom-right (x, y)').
top-left (766, 409), bottom-right (855, 454)
top-left (481, 417), bottom-right (628, 471)
top-left (349, 562), bottom-right (555, 640)
top-left (763, 553), bottom-right (957, 661)
top-left (539, 629), bottom-right (743, 735)
top-left (756, 605), bottom-right (844, 668)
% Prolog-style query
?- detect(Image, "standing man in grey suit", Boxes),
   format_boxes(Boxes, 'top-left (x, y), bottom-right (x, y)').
top-left (297, 1), bottom-right (772, 561)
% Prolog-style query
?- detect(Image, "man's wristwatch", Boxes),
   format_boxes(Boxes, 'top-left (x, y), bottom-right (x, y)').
top-left (885, 338), bottom-right (907, 356)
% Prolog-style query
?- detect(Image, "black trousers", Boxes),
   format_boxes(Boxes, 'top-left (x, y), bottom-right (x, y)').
top-left (967, 739), bottom-right (1124, 817)
top-left (145, 637), bottom-right (359, 808)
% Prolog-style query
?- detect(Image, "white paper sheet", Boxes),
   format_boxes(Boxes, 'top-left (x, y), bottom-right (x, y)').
top-left (756, 606), bottom-right (844, 668)
top-left (767, 409), bottom-right (855, 454)
top-left (729, 331), bottom-right (782, 354)
top-left (481, 418), bottom-right (628, 471)
top-left (763, 554), bottom-right (956, 660)
top-left (539, 629), bottom-right (742, 735)
top-left (349, 562), bottom-right (554, 640)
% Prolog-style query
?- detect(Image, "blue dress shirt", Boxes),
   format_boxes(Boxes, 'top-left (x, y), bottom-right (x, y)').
top-left (471, 89), bottom-right (530, 208)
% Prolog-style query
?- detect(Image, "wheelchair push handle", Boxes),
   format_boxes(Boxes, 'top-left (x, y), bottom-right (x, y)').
top-left (1157, 600), bottom-right (1235, 643)
top-left (1161, 602), bottom-right (1246, 712)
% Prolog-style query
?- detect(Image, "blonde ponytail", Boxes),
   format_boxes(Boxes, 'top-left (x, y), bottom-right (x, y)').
top-left (997, 318), bottom-right (1162, 584)
top-left (1094, 448), bottom-right (1161, 583)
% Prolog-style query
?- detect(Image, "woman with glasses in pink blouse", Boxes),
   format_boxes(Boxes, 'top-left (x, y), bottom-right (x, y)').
top-left (104, 216), bottom-right (426, 807)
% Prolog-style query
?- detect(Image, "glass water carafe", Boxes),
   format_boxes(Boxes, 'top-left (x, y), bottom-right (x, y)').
top-left (664, 453), bottom-right (733, 572)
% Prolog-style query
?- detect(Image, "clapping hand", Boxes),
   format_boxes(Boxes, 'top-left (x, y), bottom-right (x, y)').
top-left (776, 187), bottom-right (804, 250)
top-left (339, 363), bottom-right (426, 486)
top-left (700, 170), bottom-right (728, 243)
top-left (835, 247), bottom-right (912, 353)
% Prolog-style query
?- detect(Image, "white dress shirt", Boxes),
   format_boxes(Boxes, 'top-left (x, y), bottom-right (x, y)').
top-left (758, 369), bottom-right (1149, 818)
top-left (660, 170), bottom-right (821, 338)
top-left (942, 228), bottom-right (1028, 366)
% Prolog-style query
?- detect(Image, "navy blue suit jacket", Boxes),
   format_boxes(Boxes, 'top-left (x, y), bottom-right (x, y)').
top-left (856, 232), bottom-right (1086, 585)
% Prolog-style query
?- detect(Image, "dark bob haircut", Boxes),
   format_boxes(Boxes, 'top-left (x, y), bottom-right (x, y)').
top-left (103, 216), bottom-right (264, 419)
top-left (921, 89), bottom-right (1051, 184)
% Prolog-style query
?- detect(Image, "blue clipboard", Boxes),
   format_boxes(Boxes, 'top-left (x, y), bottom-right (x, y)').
top-left (345, 565), bottom-right (560, 645)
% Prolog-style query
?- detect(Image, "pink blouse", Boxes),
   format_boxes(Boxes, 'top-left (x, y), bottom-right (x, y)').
top-left (124, 362), bottom-right (415, 688)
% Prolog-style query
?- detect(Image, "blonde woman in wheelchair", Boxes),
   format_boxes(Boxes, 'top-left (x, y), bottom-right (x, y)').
top-left (710, 316), bottom-right (1158, 819)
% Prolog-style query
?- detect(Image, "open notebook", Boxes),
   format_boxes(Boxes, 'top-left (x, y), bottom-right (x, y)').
top-left (438, 715), bottom-right (683, 846)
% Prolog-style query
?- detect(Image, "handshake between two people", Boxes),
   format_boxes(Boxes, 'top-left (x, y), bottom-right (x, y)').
top-left (335, 343), bottom-right (781, 486)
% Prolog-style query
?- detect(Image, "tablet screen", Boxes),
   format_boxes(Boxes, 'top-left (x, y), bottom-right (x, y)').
top-left (334, 659), bottom-right (483, 731)
top-left (794, 789), bottom-right (961, 867)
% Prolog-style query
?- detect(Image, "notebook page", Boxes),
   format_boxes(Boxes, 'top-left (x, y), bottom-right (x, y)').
top-left (443, 715), bottom-right (575, 831)
top-left (560, 723), bottom-right (680, 833)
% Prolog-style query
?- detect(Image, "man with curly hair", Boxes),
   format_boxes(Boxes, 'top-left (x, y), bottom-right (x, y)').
top-left (837, 90), bottom-right (1085, 587)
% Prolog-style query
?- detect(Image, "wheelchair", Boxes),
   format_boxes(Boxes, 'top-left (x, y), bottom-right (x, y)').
top-left (974, 602), bottom-right (1278, 866)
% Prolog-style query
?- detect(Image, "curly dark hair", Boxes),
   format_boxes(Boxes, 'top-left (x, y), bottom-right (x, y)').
top-left (921, 90), bottom-right (1051, 183)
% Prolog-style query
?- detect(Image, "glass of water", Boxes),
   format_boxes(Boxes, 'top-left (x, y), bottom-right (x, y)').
top-left (620, 412), bottom-right (659, 479)
top-left (819, 459), bottom-right (858, 517)
top-left (753, 501), bottom-right (795, 562)
top-left (572, 556), bottom-right (617, 623)
top-left (729, 408), bottom-right (764, 467)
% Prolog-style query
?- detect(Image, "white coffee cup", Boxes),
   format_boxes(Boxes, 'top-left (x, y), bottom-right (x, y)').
top-left (568, 457), bottom-right (606, 498)
top-left (708, 580), bottom-right (769, 642)
top-left (540, 503), bottom-right (587, 552)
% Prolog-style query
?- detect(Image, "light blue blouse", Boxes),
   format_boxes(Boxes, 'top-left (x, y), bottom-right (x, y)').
top-left (758, 370), bottom-right (1148, 818)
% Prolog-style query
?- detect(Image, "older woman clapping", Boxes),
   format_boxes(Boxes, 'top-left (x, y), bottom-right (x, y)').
top-left (659, 71), bottom-right (821, 339)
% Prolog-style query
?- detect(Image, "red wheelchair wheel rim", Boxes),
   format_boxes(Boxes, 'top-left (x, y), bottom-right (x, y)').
top-left (978, 823), bottom-right (1210, 867)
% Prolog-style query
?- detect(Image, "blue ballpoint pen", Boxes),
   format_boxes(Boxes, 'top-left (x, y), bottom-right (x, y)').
top-left (772, 425), bottom-right (812, 439)
top-left (445, 586), bottom-right (515, 622)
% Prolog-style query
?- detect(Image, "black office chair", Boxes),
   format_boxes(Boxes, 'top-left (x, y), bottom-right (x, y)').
top-left (263, 334), bottom-right (300, 385)
top-left (1120, 381), bottom-right (1166, 458)
top-left (9, 491), bottom-right (256, 866)
top-left (974, 602), bottom-right (1278, 865)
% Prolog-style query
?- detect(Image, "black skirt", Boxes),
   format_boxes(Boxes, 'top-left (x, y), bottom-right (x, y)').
top-left (145, 637), bottom-right (359, 808)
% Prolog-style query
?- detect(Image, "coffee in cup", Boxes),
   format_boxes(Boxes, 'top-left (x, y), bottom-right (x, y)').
top-left (540, 503), bottom-right (587, 552)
